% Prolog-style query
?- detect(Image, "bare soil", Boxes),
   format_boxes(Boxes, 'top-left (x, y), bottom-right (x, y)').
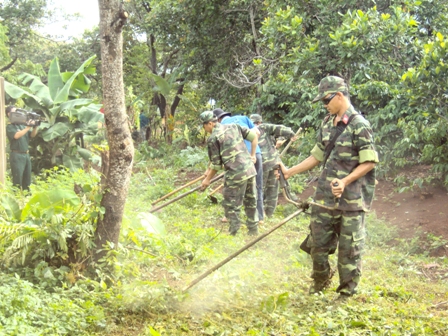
top-left (179, 168), bottom-right (448, 256)
top-left (295, 175), bottom-right (448, 257)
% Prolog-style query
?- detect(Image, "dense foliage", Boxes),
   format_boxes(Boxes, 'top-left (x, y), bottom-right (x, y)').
top-left (5, 56), bottom-right (103, 171)
top-left (2, 0), bottom-right (448, 186)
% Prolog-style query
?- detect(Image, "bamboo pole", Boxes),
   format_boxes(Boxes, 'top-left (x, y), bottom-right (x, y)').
top-left (208, 183), bottom-right (223, 196)
top-left (182, 208), bottom-right (304, 292)
top-left (150, 173), bottom-right (224, 212)
top-left (151, 174), bottom-right (205, 205)
top-left (279, 127), bottom-right (302, 158)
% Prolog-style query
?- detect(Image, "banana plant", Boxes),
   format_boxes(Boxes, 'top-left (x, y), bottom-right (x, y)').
top-left (4, 55), bottom-right (104, 171)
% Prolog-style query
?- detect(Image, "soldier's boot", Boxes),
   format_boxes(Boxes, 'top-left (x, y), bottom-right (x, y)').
top-left (248, 228), bottom-right (258, 236)
top-left (309, 269), bottom-right (335, 294)
top-left (229, 223), bottom-right (241, 236)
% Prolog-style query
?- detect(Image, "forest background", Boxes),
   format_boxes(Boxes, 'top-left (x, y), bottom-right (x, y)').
top-left (0, 0), bottom-right (447, 335)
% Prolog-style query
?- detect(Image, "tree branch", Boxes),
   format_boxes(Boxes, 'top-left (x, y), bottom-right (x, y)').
top-left (149, 33), bottom-right (157, 75)
top-left (171, 82), bottom-right (185, 117)
top-left (0, 57), bottom-right (17, 72)
top-left (249, 5), bottom-right (261, 56)
top-left (161, 49), bottom-right (180, 77)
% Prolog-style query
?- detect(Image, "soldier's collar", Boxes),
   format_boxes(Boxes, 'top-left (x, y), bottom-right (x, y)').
top-left (338, 105), bottom-right (357, 125)
top-left (211, 122), bottom-right (222, 132)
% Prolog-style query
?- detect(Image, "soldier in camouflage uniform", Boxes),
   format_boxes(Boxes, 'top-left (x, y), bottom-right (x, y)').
top-left (213, 108), bottom-right (265, 223)
top-left (199, 111), bottom-right (259, 236)
top-left (280, 76), bottom-right (378, 297)
top-left (249, 114), bottom-right (298, 217)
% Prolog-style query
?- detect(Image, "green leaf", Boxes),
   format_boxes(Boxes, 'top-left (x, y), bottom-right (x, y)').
top-left (53, 55), bottom-right (96, 104)
top-left (148, 326), bottom-right (161, 336)
top-left (58, 99), bottom-right (93, 112)
top-left (149, 73), bottom-right (171, 96)
top-left (21, 189), bottom-right (80, 221)
top-left (77, 147), bottom-right (93, 160)
top-left (0, 194), bottom-right (22, 221)
top-left (137, 213), bottom-right (166, 235)
top-left (42, 122), bottom-right (71, 141)
top-left (350, 321), bottom-right (367, 328)
top-left (18, 73), bottom-right (52, 107)
top-left (4, 81), bottom-right (41, 105)
top-left (70, 74), bottom-right (92, 94)
top-left (48, 58), bottom-right (65, 101)
top-left (77, 105), bottom-right (104, 124)
top-left (63, 154), bottom-right (83, 171)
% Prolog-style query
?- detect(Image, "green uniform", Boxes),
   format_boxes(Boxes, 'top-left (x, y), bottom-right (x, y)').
top-left (207, 122), bottom-right (258, 235)
top-left (308, 105), bottom-right (378, 295)
top-left (257, 123), bottom-right (295, 217)
top-left (6, 124), bottom-right (33, 190)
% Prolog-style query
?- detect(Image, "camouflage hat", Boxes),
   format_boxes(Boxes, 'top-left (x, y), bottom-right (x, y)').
top-left (311, 76), bottom-right (348, 103)
top-left (250, 114), bottom-right (262, 123)
top-left (199, 111), bottom-right (217, 123)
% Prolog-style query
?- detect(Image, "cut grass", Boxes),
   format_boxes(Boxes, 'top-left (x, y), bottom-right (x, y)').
top-left (112, 168), bottom-right (448, 335)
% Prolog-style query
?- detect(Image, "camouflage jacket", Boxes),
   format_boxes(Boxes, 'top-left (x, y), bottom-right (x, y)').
top-left (310, 105), bottom-right (379, 211)
top-left (257, 123), bottom-right (295, 171)
top-left (207, 123), bottom-right (257, 184)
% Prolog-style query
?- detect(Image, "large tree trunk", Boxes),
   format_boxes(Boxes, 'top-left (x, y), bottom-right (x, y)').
top-left (94, 0), bottom-right (134, 262)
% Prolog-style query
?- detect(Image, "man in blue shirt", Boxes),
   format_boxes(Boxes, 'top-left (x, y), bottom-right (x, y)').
top-left (213, 108), bottom-right (264, 223)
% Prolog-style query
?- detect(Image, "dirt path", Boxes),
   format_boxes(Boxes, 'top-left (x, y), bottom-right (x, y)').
top-left (295, 179), bottom-right (448, 256)
top-left (179, 169), bottom-right (448, 255)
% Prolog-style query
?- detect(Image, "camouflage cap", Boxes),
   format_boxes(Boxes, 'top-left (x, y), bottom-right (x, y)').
top-left (199, 111), bottom-right (217, 123)
top-left (311, 76), bottom-right (348, 103)
top-left (250, 114), bottom-right (262, 123)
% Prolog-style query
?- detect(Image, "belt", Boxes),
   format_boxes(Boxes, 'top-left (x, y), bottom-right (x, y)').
top-left (11, 150), bottom-right (29, 154)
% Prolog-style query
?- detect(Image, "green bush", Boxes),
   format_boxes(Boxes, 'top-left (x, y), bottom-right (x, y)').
top-left (0, 272), bottom-right (105, 335)
top-left (0, 168), bottom-right (102, 285)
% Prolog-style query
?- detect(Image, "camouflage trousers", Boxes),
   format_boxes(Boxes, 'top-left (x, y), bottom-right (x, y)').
top-left (222, 176), bottom-right (258, 235)
top-left (262, 168), bottom-right (279, 217)
top-left (309, 204), bottom-right (366, 295)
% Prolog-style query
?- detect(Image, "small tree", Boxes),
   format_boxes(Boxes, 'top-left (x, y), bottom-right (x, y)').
top-left (94, 0), bottom-right (134, 261)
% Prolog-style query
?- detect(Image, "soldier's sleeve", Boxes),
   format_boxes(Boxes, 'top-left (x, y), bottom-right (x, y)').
top-left (310, 122), bottom-right (325, 162)
top-left (237, 124), bottom-right (256, 142)
top-left (354, 120), bottom-right (379, 163)
top-left (6, 124), bottom-right (16, 141)
top-left (273, 125), bottom-right (295, 138)
top-left (207, 139), bottom-right (223, 171)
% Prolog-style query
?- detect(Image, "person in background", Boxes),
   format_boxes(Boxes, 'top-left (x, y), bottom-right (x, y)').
top-left (5, 105), bottom-right (38, 191)
top-left (279, 76), bottom-right (378, 297)
top-left (139, 112), bottom-right (150, 141)
top-left (250, 114), bottom-right (298, 218)
top-left (213, 108), bottom-right (265, 224)
top-left (200, 111), bottom-right (259, 236)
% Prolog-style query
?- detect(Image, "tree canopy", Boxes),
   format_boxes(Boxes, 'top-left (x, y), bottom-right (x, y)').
top-left (2, 0), bottom-right (448, 185)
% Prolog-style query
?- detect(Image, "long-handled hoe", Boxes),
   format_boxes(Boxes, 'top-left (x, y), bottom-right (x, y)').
top-left (182, 167), bottom-right (308, 292)
top-left (151, 175), bottom-right (206, 206)
top-left (150, 173), bottom-right (224, 213)
top-left (207, 183), bottom-right (224, 204)
top-left (279, 127), bottom-right (302, 158)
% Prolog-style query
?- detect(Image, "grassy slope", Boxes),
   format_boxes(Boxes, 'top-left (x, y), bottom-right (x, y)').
top-left (112, 167), bottom-right (448, 336)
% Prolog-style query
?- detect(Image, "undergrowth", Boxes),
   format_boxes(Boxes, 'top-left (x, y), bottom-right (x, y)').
top-left (0, 146), bottom-right (446, 335)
